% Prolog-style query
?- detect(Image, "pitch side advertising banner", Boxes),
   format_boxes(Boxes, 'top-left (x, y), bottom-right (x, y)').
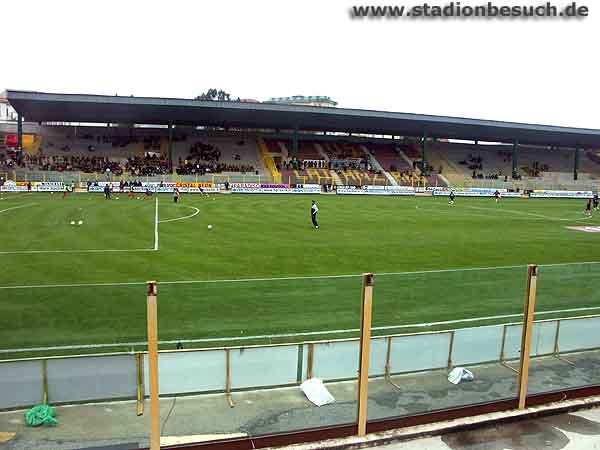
top-left (337, 185), bottom-right (416, 196)
top-left (231, 183), bottom-right (321, 194)
top-left (1, 181), bottom-right (65, 192)
top-left (529, 190), bottom-right (593, 198)
top-left (432, 188), bottom-right (521, 198)
top-left (87, 182), bottom-right (219, 193)
top-left (0, 182), bottom-right (20, 192)
top-left (35, 182), bottom-right (66, 192)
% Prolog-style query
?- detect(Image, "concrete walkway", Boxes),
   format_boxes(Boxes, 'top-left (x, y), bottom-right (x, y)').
top-left (0, 351), bottom-right (598, 450)
top-left (380, 408), bottom-right (600, 450)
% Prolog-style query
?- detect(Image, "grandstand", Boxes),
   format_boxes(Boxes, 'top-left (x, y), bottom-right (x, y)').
top-left (2, 90), bottom-right (600, 190)
top-left (1, 127), bottom-right (599, 191)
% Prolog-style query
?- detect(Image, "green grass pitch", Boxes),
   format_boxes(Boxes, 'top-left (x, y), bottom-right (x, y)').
top-left (1, 192), bottom-right (600, 354)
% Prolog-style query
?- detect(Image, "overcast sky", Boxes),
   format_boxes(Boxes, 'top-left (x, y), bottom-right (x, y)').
top-left (2, 0), bottom-right (598, 128)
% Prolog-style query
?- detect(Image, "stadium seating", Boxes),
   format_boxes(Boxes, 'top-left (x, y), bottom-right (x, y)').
top-left (4, 125), bottom-right (599, 189)
top-left (422, 140), bottom-right (600, 189)
top-left (3, 127), bottom-right (270, 183)
top-left (273, 139), bottom-right (333, 185)
top-left (366, 143), bottom-right (410, 172)
top-left (275, 139), bottom-right (392, 186)
top-left (173, 136), bottom-right (261, 178)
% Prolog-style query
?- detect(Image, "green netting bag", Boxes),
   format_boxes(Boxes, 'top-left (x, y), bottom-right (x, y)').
top-left (25, 404), bottom-right (58, 427)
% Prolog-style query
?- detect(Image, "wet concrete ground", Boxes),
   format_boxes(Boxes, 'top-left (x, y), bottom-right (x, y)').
top-left (0, 351), bottom-right (598, 450)
top-left (382, 408), bottom-right (600, 450)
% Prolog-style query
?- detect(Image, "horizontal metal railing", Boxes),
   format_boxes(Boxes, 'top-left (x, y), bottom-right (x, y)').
top-left (1, 314), bottom-right (598, 412)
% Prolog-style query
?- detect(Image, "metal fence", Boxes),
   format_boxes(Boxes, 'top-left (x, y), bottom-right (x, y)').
top-left (2, 315), bottom-right (599, 411)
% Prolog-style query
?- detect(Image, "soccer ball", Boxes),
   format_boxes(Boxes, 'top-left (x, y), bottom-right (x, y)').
top-left (208, 224), bottom-right (213, 230)
top-left (78, 220), bottom-right (83, 225)
top-left (70, 221), bottom-right (75, 225)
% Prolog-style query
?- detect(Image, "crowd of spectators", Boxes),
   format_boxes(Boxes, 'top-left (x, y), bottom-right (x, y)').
top-left (460, 151), bottom-right (545, 180)
top-left (188, 140), bottom-right (221, 162)
top-left (459, 153), bottom-right (503, 180)
top-left (16, 152), bottom-right (123, 174)
top-left (176, 160), bottom-right (254, 175)
top-left (523, 161), bottom-right (549, 177)
top-left (125, 155), bottom-right (171, 176)
top-left (0, 150), bottom-right (20, 170)
top-left (176, 140), bottom-right (254, 175)
top-left (322, 145), bottom-right (360, 160)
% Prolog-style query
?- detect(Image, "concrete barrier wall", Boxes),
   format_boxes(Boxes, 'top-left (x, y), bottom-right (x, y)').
top-left (0, 360), bottom-right (44, 410)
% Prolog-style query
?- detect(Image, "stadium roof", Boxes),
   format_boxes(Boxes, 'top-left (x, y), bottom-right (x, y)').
top-left (5, 89), bottom-right (600, 148)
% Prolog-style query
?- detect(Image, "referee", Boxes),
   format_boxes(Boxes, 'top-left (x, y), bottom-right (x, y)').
top-left (311, 200), bottom-right (319, 229)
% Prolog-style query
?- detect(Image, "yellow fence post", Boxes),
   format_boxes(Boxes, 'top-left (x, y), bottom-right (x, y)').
top-left (225, 349), bottom-right (235, 408)
top-left (136, 352), bottom-right (144, 416)
top-left (42, 360), bottom-right (49, 405)
top-left (306, 343), bottom-right (315, 379)
top-left (357, 273), bottom-right (374, 437)
top-left (517, 265), bottom-right (538, 409)
top-left (146, 281), bottom-right (160, 450)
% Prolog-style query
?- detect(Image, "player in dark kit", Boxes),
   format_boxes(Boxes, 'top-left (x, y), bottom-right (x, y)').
top-left (585, 198), bottom-right (593, 217)
top-left (594, 193), bottom-right (599, 211)
top-left (104, 184), bottom-right (111, 200)
top-left (494, 190), bottom-right (501, 203)
top-left (173, 188), bottom-right (180, 203)
top-left (448, 190), bottom-right (455, 205)
top-left (311, 200), bottom-right (319, 229)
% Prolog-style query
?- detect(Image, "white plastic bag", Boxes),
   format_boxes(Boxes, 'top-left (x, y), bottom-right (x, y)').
top-left (448, 367), bottom-right (474, 385)
top-left (300, 378), bottom-right (335, 406)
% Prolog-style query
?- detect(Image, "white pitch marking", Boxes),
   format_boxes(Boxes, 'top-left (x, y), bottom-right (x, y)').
top-left (462, 204), bottom-right (572, 222)
top-left (0, 248), bottom-right (155, 255)
top-left (0, 203), bottom-right (37, 215)
top-left (1, 260), bottom-right (599, 289)
top-left (1, 306), bottom-right (599, 354)
top-left (154, 196), bottom-right (159, 251)
top-left (158, 206), bottom-right (200, 224)
top-left (0, 193), bottom-right (34, 201)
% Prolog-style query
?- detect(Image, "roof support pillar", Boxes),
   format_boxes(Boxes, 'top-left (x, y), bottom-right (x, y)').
top-left (574, 147), bottom-right (580, 181)
top-left (512, 141), bottom-right (519, 179)
top-left (421, 132), bottom-right (428, 176)
top-left (17, 113), bottom-right (23, 151)
top-left (168, 122), bottom-right (173, 171)
top-left (292, 126), bottom-right (298, 157)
